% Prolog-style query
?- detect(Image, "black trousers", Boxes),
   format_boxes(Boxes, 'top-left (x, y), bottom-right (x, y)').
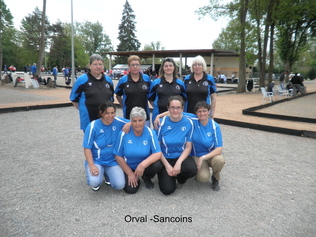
top-left (124, 160), bottom-right (163, 194)
top-left (158, 156), bottom-right (197, 195)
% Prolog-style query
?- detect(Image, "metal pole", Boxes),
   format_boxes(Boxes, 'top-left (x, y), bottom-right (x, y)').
top-left (71, 0), bottom-right (75, 86)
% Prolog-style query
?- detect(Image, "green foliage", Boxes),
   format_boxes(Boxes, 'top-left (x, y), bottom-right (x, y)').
top-left (48, 22), bottom-right (89, 69)
top-left (76, 21), bottom-right (113, 55)
top-left (307, 66), bottom-right (316, 80)
top-left (0, 1), bottom-right (19, 69)
top-left (116, 0), bottom-right (141, 64)
top-left (19, 7), bottom-right (50, 64)
top-left (276, 0), bottom-right (316, 71)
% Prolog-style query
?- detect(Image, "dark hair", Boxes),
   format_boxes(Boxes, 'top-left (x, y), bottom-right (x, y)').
top-left (168, 95), bottom-right (184, 107)
top-left (194, 101), bottom-right (211, 113)
top-left (98, 101), bottom-right (116, 117)
top-left (159, 57), bottom-right (178, 78)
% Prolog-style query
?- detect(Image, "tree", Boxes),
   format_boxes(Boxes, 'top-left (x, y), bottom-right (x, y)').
top-left (212, 18), bottom-right (257, 66)
top-left (0, 1), bottom-right (16, 76)
top-left (196, 0), bottom-right (249, 93)
top-left (276, 0), bottom-right (316, 82)
top-left (36, 0), bottom-right (47, 76)
top-left (19, 7), bottom-right (50, 68)
top-left (142, 41), bottom-right (165, 64)
top-left (76, 21), bottom-right (113, 55)
top-left (236, 0), bottom-right (249, 93)
top-left (48, 22), bottom-right (89, 70)
top-left (116, 0), bottom-right (141, 64)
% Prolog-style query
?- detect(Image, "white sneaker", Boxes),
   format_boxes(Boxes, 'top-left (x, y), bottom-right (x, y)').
top-left (104, 180), bottom-right (111, 186)
top-left (91, 186), bottom-right (100, 191)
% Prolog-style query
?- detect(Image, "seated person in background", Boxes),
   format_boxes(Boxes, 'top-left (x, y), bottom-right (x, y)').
top-left (83, 101), bottom-right (128, 192)
top-left (114, 107), bottom-right (162, 194)
top-left (267, 81), bottom-right (275, 92)
top-left (290, 73), bottom-right (305, 96)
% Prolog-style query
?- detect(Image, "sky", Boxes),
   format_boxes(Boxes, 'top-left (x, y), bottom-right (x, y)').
top-left (5, 0), bottom-right (228, 51)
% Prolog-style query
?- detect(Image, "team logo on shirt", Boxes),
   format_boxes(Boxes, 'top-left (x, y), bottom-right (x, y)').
top-left (181, 127), bottom-right (186, 131)
top-left (207, 132), bottom-right (211, 137)
top-left (128, 140), bottom-right (133, 144)
top-left (203, 81), bottom-right (208, 86)
top-left (176, 85), bottom-right (180, 90)
top-left (189, 81), bottom-right (192, 84)
top-left (167, 126), bottom-right (172, 130)
top-left (127, 85), bottom-right (130, 88)
top-left (88, 82), bottom-right (92, 86)
top-left (112, 126), bottom-right (116, 131)
top-left (159, 84), bottom-right (163, 87)
top-left (142, 85), bottom-right (148, 90)
top-left (105, 84), bottom-right (110, 88)
top-left (143, 140), bottom-right (148, 146)
top-left (100, 129), bottom-right (105, 133)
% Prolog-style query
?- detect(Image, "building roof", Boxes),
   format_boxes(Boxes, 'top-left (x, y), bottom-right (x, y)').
top-left (105, 49), bottom-right (239, 58)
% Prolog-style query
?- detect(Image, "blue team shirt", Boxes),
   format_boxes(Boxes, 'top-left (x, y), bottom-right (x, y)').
top-left (114, 73), bottom-right (151, 120)
top-left (148, 77), bottom-right (186, 124)
top-left (183, 112), bottom-right (223, 157)
top-left (114, 126), bottom-right (161, 170)
top-left (70, 73), bottom-right (114, 131)
top-left (83, 117), bottom-right (128, 166)
top-left (184, 73), bottom-right (217, 113)
top-left (157, 116), bottom-right (193, 159)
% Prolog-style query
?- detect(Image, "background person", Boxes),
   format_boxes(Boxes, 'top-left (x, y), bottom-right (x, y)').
top-left (148, 57), bottom-right (186, 126)
top-left (114, 107), bottom-right (162, 194)
top-left (31, 63), bottom-right (37, 77)
top-left (83, 101), bottom-right (127, 191)
top-left (184, 101), bottom-right (225, 191)
top-left (290, 73), bottom-right (305, 96)
top-left (52, 66), bottom-right (58, 84)
top-left (70, 54), bottom-right (114, 131)
top-left (184, 55), bottom-right (217, 118)
top-left (156, 96), bottom-right (197, 195)
top-left (114, 55), bottom-right (151, 127)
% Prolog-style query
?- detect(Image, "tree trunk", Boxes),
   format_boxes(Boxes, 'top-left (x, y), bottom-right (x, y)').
top-left (0, 8), bottom-right (3, 80)
top-left (236, 0), bottom-right (249, 93)
top-left (36, 0), bottom-right (47, 77)
top-left (267, 23), bottom-right (275, 87)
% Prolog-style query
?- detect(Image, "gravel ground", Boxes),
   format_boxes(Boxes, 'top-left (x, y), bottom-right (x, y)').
top-left (0, 107), bottom-right (315, 237)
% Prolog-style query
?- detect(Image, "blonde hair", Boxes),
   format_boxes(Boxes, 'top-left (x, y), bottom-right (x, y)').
top-left (191, 55), bottom-right (207, 73)
top-left (127, 55), bottom-right (141, 66)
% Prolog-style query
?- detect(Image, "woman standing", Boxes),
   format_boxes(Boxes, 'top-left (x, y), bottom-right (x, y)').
top-left (114, 107), bottom-right (162, 194)
top-left (70, 54), bottom-right (114, 131)
top-left (148, 57), bottom-right (186, 125)
top-left (115, 55), bottom-right (151, 127)
top-left (156, 96), bottom-right (197, 195)
top-left (184, 55), bottom-right (217, 117)
top-left (83, 101), bottom-right (127, 191)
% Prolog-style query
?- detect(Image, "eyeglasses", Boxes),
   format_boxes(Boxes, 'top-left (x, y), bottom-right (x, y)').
top-left (193, 63), bottom-right (203, 67)
top-left (129, 64), bottom-right (140, 68)
top-left (196, 109), bottom-right (209, 114)
top-left (169, 106), bottom-right (183, 111)
top-left (163, 57), bottom-right (174, 63)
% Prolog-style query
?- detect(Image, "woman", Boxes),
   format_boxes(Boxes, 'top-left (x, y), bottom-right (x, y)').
top-left (184, 101), bottom-right (225, 191)
top-left (156, 95), bottom-right (197, 195)
top-left (83, 101), bottom-right (127, 191)
top-left (184, 55), bottom-right (217, 117)
top-left (154, 101), bottom-right (225, 191)
top-left (148, 57), bottom-right (186, 125)
top-left (115, 55), bottom-right (151, 127)
top-left (70, 54), bottom-right (114, 131)
top-left (114, 107), bottom-right (162, 194)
